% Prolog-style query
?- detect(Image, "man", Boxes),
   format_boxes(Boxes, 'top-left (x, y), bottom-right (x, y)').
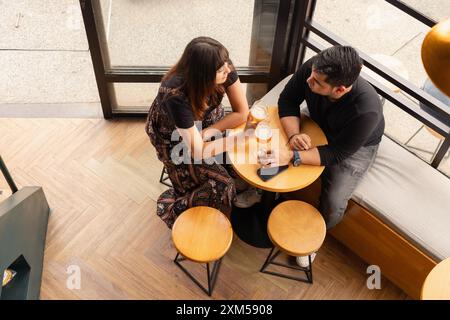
top-left (268, 46), bottom-right (385, 266)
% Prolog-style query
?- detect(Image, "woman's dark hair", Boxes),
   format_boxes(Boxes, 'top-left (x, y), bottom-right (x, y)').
top-left (312, 46), bottom-right (363, 87)
top-left (163, 37), bottom-right (230, 119)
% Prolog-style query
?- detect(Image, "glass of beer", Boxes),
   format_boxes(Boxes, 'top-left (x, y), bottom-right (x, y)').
top-left (255, 121), bottom-right (273, 166)
top-left (249, 103), bottom-right (268, 127)
top-left (255, 121), bottom-right (272, 143)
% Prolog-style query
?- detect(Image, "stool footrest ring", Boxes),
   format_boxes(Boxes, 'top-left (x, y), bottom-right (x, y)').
top-left (159, 167), bottom-right (172, 187)
top-left (174, 252), bottom-right (223, 296)
top-left (260, 247), bottom-right (313, 283)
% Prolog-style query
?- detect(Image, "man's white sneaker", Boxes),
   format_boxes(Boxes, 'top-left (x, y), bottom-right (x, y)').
top-left (296, 252), bottom-right (316, 268)
top-left (233, 188), bottom-right (262, 208)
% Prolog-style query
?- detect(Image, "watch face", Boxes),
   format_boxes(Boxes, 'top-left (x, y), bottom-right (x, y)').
top-left (293, 151), bottom-right (301, 166)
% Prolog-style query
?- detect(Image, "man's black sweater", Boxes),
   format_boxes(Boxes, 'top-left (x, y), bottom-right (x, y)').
top-left (278, 58), bottom-right (385, 166)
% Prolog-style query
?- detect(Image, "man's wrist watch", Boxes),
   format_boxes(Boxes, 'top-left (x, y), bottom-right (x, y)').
top-left (292, 150), bottom-right (302, 167)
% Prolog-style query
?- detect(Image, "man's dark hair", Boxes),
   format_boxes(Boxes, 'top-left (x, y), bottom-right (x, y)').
top-left (312, 46), bottom-right (363, 87)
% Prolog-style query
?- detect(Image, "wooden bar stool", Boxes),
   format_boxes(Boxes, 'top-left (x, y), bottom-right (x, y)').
top-left (260, 200), bottom-right (326, 283)
top-left (421, 257), bottom-right (450, 300)
top-left (172, 206), bottom-right (233, 296)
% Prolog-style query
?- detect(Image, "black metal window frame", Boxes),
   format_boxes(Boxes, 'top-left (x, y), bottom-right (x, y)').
top-left (79, 0), bottom-right (290, 118)
top-left (80, 0), bottom-right (450, 169)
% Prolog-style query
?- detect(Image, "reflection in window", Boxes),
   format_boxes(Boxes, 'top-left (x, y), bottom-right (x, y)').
top-left (98, 0), bottom-right (279, 69)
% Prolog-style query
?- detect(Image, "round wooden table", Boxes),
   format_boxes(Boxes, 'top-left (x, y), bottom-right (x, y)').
top-left (228, 106), bottom-right (327, 248)
top-left (421, 257), bottom-right (450, 300)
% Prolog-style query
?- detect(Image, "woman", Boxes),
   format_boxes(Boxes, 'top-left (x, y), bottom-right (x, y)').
top-left (145, 37), bottom-right (250, 228)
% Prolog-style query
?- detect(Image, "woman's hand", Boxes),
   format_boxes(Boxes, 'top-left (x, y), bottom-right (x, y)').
top-left (201, 128), bottom-right (222, 141)
top-left (288, 133), bottom-right (311, 151)
top-left (244, 112), bottom-right (257, 130)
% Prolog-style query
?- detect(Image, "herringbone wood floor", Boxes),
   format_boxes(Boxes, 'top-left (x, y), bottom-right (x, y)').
top-left (0, 118), bottom-right (408, 299)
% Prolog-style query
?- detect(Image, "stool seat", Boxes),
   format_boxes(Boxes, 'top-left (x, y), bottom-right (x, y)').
top-left (268, 200), bottom-right (326, 256)
top-left (421, 257), bottom-right (450, 300)
top-left (172, 206), bottom-right (233, 263)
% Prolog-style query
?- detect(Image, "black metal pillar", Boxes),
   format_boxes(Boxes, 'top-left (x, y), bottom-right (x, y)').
top-left (268, 0), bottom-right (292, 89)
top-left (289, 0), bottom-right (317, 73)
top-left (230, 190), bottom-right (278, 248)
top-left (268, 0), bottom-right (317, 89)
top-left (79, 0), bottom-right (113, 119)
top-left (0, 156), bottom-right (18, 194)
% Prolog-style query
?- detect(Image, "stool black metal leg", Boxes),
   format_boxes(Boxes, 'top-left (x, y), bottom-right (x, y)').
top-left (307, 254), bottom-right (313, 283)
top-left (405, 125), bottom-right (424, 146)
top-left (260, 248), bottom-right (313, 284)
top-left (159, 167), bottom-right (165, 183)
top-left (431, 139), bottom-right (444, 160)
top-left (207, 258), bottom-right (222, 296)
top-left (174, 252), bottom-right (222, 296)
top-left (260, 247), bottom-right (276, 272)
top-left (206, 263), bottom-right (212, 295)
top-left (159, 167), bottom-right (172, 187)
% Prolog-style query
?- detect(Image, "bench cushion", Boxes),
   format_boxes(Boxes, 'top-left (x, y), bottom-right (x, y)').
top-left (261, 75), bottom-right (450, 261)
top-left (353, 136), bottom-right (450, 261)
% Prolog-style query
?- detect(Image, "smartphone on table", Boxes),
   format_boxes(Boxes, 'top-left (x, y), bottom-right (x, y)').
top-left (257, 165), bottom-right (289, 182)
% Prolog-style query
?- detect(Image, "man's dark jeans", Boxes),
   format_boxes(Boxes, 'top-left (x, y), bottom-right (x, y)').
top-left (319, 144), bottom-right (379, 229)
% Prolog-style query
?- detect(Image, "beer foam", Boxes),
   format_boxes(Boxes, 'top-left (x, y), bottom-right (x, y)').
top-left (251, 106), bottom-right (267, 120)
top-left (255, 123), bottom-right (272, 140)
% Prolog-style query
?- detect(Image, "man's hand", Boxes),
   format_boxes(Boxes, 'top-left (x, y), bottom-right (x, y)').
top-left (288, 133), bottom-right (311, 151)
top-left (258, 147), bottom-right (294, 167)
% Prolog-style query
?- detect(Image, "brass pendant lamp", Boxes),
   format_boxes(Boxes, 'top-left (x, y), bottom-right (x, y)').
top-left (421, 19), bottom-right (450, 97)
